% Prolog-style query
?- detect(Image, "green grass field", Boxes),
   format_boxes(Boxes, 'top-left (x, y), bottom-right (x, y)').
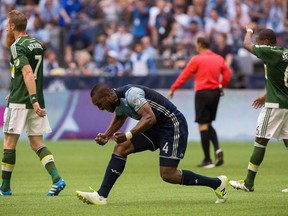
top-left (0, 140), bottom-right (287, 216)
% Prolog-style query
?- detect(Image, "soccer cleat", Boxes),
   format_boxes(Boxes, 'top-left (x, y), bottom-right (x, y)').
top-left (229, 180), bottom-right (254, 192)
top-left (197, 160), bottom-right (215, 168)
top-left (76, 187), bottom-right (107, 205)
top-left (282, 188), bottom-right (288, 193)
top-left (0, 188), bottom-right (12, 196)
top-left (214, 175), bottom-right (228, 204)
top-left (46, 178), bottom-right (66, 196)
top-left (215, 149), bottom-right (224, 166)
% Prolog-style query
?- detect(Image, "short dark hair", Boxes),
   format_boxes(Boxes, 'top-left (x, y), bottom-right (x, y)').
top-left (257, 29), bottom-right (277, 46)
top-left (197, 37), bottom-right (210, 48)
top-left (90, 83), bottom-right (113, 98)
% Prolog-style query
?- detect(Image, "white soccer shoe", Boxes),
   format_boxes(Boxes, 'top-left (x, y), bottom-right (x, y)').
top-left (214, 175), bottom-right (228, 204)
top-left (76, 188), bottom-right (107, 205)
top-left (282, 188), bottom-right (288, 193)
top-left (229, 180), bottom-right (254, 192)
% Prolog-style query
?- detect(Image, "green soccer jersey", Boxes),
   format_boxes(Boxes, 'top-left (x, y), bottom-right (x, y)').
top-left (8, 36), bottom-right (45, 109)
top-left (253, 44), bottom-right (288, 108)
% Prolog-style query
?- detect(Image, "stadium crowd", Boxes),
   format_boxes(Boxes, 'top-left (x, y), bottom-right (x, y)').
top-left (0, 0), bottom-right (287, 87)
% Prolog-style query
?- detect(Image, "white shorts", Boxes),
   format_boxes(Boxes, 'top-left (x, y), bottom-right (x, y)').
top-left (256, 107), bottom-right (288, 140)
top-left (3, 103), bottom-right (52, 136)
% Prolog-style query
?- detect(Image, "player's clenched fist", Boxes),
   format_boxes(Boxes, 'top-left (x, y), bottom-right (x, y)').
top-left (95, 133), bottom-right (109, 145)
top-left (113, 132), bottom-right (126, 144)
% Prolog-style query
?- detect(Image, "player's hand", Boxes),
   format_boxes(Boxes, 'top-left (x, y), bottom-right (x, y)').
top-left (32, 102), bottom-right (46, 117)
top-left (167, 90), bottom-right (174, 99)
top-left (5, 95), bottom-right (9, 101)
top-left (113, 132), bottom-right (127, 144)
top-left (95, 133), bottom-right (109, 145)
top-left (252, 95), bottom-right (265, 109)
top-left (245, 23), bottom-right (256, 32)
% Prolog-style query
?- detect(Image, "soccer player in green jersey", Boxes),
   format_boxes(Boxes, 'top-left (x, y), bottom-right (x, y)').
top-left (0, 10), bottom-right (66, 196)
top-left (229, 24), bottom-right (288, 192)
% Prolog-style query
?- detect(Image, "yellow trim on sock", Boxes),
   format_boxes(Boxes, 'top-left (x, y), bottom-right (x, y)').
top-left (248, 162), bottom-right (258, 172)
top-left (1, 162), bottom-right (15, 172)
top-left (41, 155), bottom-right (54, 166)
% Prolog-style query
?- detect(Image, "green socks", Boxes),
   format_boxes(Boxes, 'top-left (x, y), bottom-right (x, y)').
top-left (245, 142), bottom-right (266, 186)
top-left (36, 146), bottom-right (60, 183)
top-left (1, 149), bottom-right (16, 191)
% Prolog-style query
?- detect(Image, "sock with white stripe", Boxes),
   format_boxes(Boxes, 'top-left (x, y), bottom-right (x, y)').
top-left (98, 153), bottom-right (127, 198)
top-left (36, 146), bottom-right (60, 183)
top-left (245, 142), bottom-right (266, 186)
top-left (1, 149), bottom-right (15, 191)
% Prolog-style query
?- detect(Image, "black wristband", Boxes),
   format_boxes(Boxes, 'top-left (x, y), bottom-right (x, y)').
top-left (30, 94), bottom-right (38, 104)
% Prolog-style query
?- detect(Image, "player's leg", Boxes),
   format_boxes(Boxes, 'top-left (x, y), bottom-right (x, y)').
top-left (158, 125), bottom-right (228, 204)
top-left (230, 107), bottom-right (284, 191)
top-left (27, 110), bottom-right (65, 196)
top-left (195, 90), bottom-right (214, 168)
top-left (96, 140), bottom-right (135, 198)
top-left (0, 105), bottom-right (27, 195)
top-left (0, 133), bottom-right (19, 195)
top-left (206, 89), bottom-right (223, 166)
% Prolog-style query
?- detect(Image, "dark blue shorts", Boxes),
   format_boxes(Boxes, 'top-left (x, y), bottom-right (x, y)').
top-left (130, 116), bottom-right (188, 167)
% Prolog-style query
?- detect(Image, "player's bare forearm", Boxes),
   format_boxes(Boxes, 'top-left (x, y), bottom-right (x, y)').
top-left (243, 23), bottom-right (256, 53)
top-left (104, 115), bottom-right (127, 138)
top-left (22, 65), bottom-right (37, 96)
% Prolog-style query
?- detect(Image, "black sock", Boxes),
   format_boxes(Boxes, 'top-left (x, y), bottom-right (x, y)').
top-left (209, 125), bottom-right (219, 151)
top-left (181, 170), bottom-right (220, 189)
top-left (98, 153), bottom-right (126, 198)
top-left (200, 130), bottom-right (211, 162)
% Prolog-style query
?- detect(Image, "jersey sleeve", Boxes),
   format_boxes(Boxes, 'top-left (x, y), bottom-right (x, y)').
top-left (126, 87), bottom-right (147, 111)
top-left (252, 45), bottom-right (272, 63)
top-left (11, 44), bottom-right (30, 72)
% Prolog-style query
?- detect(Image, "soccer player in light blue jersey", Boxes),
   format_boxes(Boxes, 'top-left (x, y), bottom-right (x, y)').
top-left (76, 83), bottom-right (229, 205)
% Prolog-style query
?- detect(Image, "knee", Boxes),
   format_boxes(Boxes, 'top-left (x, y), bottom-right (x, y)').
top-left (160, 169), bottom-right (179, 183)
top-left (113, 141), bottom-right (134, 157)
top-left (160, 172), bottom-right (172, 183)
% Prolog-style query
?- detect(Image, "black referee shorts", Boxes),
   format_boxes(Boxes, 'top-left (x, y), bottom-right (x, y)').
top-left (195, 89), bottom-right (220, 123)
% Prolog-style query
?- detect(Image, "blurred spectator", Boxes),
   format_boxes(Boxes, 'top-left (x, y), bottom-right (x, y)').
top-left (186, 5), bottom-right (204, 29)
top-left (58, 0), bottom-right (83, 66)
top-left (65, 24), bottom-right (93, 66)
top-left (107, 21), bottom-right (133, 62)
top-left (93, 32), bottom-right (112, 68)
top-left (266, 0), bottom-right (286, 47)
top-left (29, 14), bottom-right (51, 49)
top-left (205, 7), bottom-right (232, 49)
top-left (131, 0), bottom-right (150, 42)
top-left (0, 0), bottom-right (15, 23)
top-left (58, 0), bottom-right (82, 27)
top-left (66, 50), bottom-right (97, 76)
top-left (230, 0), bottom-right (250, 54)
top-left (141, 36), bottom-right (158, 60)
top-left (99, 0), bottom-right (123, 23)
top-left (152, 0), bottom-right (176, 54)
top-left (24, 5), bottom-right (37, 34)
top-left (43, 49), bottom-right (62, 76)
top-left (102, 50), bottom-right (124, 77)
top-left (82, 0), bottom-right (105, 44)
top-left (39, 0), bottom-right (59, 25)
top-left (212, 32), bottom-right (235, 72)
top-left (173, 3), bottom-right (190, 44)
top-left (130, 42), bottom-right (157, 76)
top-left (247, 0), bottom-right (268, 28)
top-left (183, 20), bottom-right (205, 55)
top-left (171, 42), bottom-right (189, 72)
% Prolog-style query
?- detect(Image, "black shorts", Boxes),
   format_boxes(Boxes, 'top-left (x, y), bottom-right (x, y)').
top-left (195, 89), bottom-right (220, 124)
top-left (130, 116), bottom-right (188, 167)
